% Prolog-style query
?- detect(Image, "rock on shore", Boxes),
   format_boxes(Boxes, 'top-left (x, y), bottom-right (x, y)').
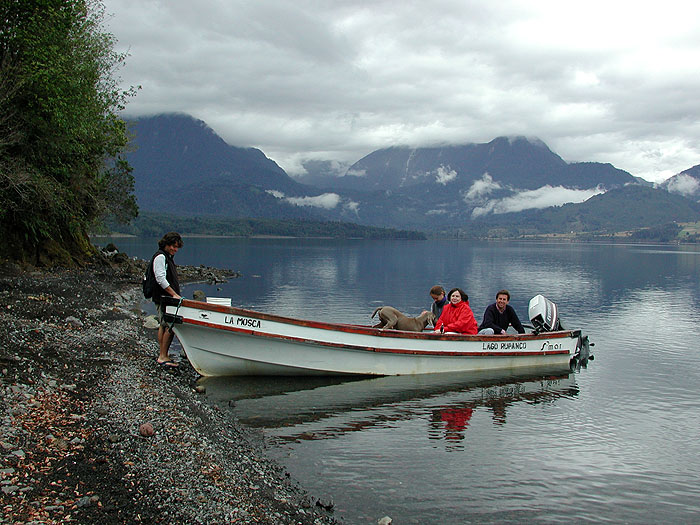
top-left (0, 258), bottom-right (336, 524)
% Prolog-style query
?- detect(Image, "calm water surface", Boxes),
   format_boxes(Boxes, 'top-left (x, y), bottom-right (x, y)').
top-left (102, 237), bottom-right (700, 523)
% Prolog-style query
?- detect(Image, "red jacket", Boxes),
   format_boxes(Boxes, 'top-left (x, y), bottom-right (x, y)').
top-left (434, 301), bottom-right (478, 335)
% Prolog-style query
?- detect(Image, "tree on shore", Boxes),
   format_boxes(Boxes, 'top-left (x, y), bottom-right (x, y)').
top-left (0, 0), bottom-right (137, 265)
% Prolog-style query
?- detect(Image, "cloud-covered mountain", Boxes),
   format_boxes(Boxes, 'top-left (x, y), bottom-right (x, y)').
top-left (332, 137), bottom-right (635, 192)
top-left (658, 164), bottom-right (700, 200)
top-left (306, 137), bottom-right (640, 227)
top-left (127, 114), bottom-right (346, 221)
top-left (124, 113), bottom-right (700, 234)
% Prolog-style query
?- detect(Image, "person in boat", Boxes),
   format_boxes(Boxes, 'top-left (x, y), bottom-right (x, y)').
top-left (151, 232), bottom-right (184, 367)
top-left (433, 288), bottom-right (478, 335)
top-left (477, 289), bottom-right (525, 335)
top-left (428, 285), bottom-right (448, 327)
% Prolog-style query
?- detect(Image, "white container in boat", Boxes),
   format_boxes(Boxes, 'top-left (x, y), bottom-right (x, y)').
top-left (206, 297), bottom-right (232, 306)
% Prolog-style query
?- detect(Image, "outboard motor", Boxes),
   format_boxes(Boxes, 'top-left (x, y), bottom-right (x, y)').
top-left (528, 294), bottom-right (562, 333)
top-left (529, 295), bottom-right (595, 370)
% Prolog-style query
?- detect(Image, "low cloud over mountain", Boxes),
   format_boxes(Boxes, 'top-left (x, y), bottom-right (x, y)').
top-left (266, 190), bottom-right (343, 210)
top-left (659, 165), bottom-right (700, 200)
top-left (471, 185), bottom-right (605, 218)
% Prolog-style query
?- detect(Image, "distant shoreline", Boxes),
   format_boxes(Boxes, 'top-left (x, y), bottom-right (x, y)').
top-left (94, 232), bottom-right (699, 245)
top-left (93, 233), bottom-right (333, 239)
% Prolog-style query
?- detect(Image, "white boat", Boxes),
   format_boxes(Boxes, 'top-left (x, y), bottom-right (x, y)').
top-left (163, 295), bottom-right (592, 377)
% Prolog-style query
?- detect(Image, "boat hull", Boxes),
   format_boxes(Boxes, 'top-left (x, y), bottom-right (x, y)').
top-left (164, 299), bottom-right (584, 377)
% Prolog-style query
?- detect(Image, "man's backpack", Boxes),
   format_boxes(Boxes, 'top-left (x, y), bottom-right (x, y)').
top-left (142, 264), bottom-right (156, 299)
top-left (143, 251), bottom-right (164, 299)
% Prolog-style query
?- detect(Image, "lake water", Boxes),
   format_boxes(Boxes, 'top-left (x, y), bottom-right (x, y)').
top-left (102, 237), bottom-right (700, 523)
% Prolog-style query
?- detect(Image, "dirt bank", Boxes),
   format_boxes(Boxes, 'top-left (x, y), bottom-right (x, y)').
top-left (0, 256), bottom-right (336, 524)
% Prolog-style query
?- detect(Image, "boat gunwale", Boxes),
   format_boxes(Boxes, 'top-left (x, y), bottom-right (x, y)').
top-left (166, 298), bottom-right (581, 344)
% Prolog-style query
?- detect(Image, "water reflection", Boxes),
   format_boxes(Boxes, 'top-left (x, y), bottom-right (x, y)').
top-left (427, 374), bottom-right (578, 450)
top-left (200, 368), bottom-right (578, 450)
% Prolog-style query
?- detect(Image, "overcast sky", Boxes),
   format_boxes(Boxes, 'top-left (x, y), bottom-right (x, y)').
top-left (103, 0), bottom-right (700, 183)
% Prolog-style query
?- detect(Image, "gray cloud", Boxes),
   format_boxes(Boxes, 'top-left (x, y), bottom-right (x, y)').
top-left (105, 0), bottom-right (700, 182)
top-left (664, 174), bottom-right (700, 197)
top-left (464, 173), bottom-right (502, 201)
top-left (267, 190), bottom-right (341, 209)
top-left (345, 168), bottom-right (367, 178)
top-left (435, 166), bottom-right (457, 185)
top-left (471, 186), bottom-right (604, 217)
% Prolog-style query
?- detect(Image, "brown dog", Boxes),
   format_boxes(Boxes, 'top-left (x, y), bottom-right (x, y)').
top-left (371, 306), bottom-right (435, 332)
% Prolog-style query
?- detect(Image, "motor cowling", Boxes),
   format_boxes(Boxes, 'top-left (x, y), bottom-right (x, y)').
top-left (528, 294), bottom-right (562, 333)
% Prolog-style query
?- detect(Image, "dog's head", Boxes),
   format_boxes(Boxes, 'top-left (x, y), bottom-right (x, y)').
top-left (418, 310), bottom-right (436, 327)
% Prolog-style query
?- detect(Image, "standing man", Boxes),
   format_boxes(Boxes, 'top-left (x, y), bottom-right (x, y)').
top-left (151, 232), bottom-right (183, 367)
top-left (478, 289), bottom-right (526, 335)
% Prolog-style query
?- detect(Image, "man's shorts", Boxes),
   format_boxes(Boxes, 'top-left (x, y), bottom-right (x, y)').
top-left (156, 302), bottom-right (169, 327)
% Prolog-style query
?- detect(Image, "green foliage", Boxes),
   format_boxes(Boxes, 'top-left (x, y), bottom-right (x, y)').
top-left (107, 212), bottom-right (427, 240)
top-left (628, 222), bottom-right (683, 242)
top-left (0, 0), bottom-right (137, 264)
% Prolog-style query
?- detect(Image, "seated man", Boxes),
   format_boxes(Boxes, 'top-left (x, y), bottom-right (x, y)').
top-left (478, 289), bottom-right (525, 335)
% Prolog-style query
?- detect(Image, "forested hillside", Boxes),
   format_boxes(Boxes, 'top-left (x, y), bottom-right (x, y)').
top-left (0, 0), bottom-right (137, 264)
top-left (109, 212), bottom-right (426, 240)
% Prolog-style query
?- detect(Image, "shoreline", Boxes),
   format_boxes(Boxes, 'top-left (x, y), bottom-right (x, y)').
top-left (92, 233), bottom-right (700, 245)
top-left (0, 259), bottom-right (336, 523)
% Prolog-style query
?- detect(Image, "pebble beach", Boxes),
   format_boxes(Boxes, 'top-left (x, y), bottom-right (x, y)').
top-left (0, 255), bottom-right (337, 524)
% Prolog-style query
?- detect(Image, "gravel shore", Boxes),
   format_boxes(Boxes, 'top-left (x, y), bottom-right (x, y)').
top-left (0, 256), bottom-right (337, 524)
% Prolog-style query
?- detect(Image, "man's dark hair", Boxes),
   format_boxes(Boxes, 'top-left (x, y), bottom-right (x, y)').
top-left (158, 232), bottom-right (184, 250)
top-left (496, 289), bottom-right (510, 300)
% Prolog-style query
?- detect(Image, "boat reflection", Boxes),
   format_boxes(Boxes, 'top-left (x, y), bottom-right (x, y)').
top-left (427, 374), bottom-right (575, 448)
top-left (199, 367), bottom-right (579, 447)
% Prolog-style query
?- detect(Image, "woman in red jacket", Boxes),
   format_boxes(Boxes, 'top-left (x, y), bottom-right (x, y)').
top-left (433, 288), bottom-right (478, 335)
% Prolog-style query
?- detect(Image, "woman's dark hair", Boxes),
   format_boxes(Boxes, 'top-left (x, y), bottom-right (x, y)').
top-left (447, 287), bottom-right (468, 302)
top-left (430, 285), bottom-right (445, 296)
top-left (158, 232), bottom-right (183, 250)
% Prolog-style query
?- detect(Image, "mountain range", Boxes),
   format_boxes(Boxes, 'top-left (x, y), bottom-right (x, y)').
top-left (124, 113), bottom-right (700, 236)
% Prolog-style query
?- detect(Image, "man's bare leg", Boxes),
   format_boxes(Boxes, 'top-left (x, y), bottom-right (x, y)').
top-left (157, 325), bottom-right (176, 365)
